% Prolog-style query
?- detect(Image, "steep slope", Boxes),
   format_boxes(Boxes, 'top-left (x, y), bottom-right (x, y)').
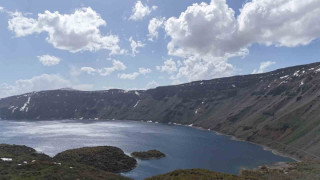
top-left (1, 62), bottom-right (320, 160)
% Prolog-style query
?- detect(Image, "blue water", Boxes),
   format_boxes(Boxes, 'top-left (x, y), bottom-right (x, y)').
top-left (0, 120), bottom-right (293, 179)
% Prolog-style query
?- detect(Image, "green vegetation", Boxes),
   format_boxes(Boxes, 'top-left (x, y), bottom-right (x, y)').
top-left (145, 161), bottom-right (320, 180)
top-left (131, 150), bottom-right (166, 160)
top-left (0, 144), bottom-right (132, 180)
top-left (145, 169), bottom-right (247, 180)
top-left (54, 146), bottom-right (137, 173)
top-left (241, 160), bottom-right (320, 180)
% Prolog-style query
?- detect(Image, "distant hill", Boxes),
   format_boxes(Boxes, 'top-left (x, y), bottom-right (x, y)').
top-left (1, 62), bottom-right (320, 160)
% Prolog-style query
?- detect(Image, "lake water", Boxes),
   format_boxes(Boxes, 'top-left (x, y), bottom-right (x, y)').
top-left (0, 120), bottom-right (293, 179)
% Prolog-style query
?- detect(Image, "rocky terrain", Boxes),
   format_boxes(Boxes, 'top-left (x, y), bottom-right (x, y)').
top-left (1, 62), bottom-right (320, 160)
top-left (241, 160), bottom-right (320, 180)
top-left (146, 160), bottom-right (320, 180)
top-left (131, 150), bottom-right (165, 160)
top-left (0, 144), bottom-right (132, 180)
top-left (145, 169), bottom-right (244, 180)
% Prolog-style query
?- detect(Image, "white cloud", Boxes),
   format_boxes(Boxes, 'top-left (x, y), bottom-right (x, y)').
top-left (0, 74), bottom-right (92, 98)
top-left (118, 72), bottom-right (140, 80)
top-left (164, 0), bottom-right (320, 82)
top-left (175, 56), bottom-right (234, 81)
top-left (148, 17), bottom-right (165, 41)
top-left (129, 1), bottom-right (157, 21)
top-left (164, 0), bottom-right (240, 81)
top-left (81, 60), bottom-right (126, 76)
top-left (80, 67), bottom-right (96, 75)
top-left (8, 7), bottom-right (124, 54)
top-left (38, 55), bottom-right (61, 66)
top-left (138, 68), bottom-right (152, 75)
top-left (118, 67), bottom-right (151, 80)
top-left (145, 80), bottom-right (159, 89)
top-left (165, 0), bottom-right (240, 59)
top-left (252, 61), bottom-right (276, 74)
top-left (238, 0), bottom-right (320, 47)
top-left (156, 58), bottom-right (177, 74)
top-left (129, 37), bottom-right (145, 56)
top-left (0, 6), bottom-right (4, 12)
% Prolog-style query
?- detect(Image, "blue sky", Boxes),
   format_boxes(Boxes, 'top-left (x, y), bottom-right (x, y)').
top-left (0, 0), bottom-right (320, 98)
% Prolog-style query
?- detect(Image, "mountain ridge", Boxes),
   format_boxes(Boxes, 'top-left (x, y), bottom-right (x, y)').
top-left (1, 62), bottom-right (320, 161)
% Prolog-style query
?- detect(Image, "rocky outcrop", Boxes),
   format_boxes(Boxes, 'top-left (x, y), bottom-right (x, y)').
top-left (0, 144), bottom-right (132, 180)
top-left (54, 146), bottom-right (137, 173)
top-left (131, 150), bottom-right (166, 160)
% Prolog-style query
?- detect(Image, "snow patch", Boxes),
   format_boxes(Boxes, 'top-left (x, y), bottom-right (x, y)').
top-left (20, 97), bottom-right (31, 112)
top-left (280, 75), bottom-right (289, 79)
top-left (300, 81), bottom-right (304, 86)
top-left (133, 100), bottom-right (140, 108)
top-left (135, 91), bottom-right (140, 96)
top-left (1, 158), bottom-right (13, 162)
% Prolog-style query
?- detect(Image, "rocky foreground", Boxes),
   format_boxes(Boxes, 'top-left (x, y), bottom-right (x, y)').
top-left (147, 161), bottom-right (320, 180)
top-left (1, 144), bottom-right (320, 180)
top-left (0, 144), bottom-right (134, 180)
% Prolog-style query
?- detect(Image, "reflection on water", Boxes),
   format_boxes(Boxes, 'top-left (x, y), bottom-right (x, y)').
top-left (0, 120), bottom-right (293, 180)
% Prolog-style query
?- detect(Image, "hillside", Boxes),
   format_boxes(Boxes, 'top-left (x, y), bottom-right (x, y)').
top-left (1, 62), bottom-right (320, 160)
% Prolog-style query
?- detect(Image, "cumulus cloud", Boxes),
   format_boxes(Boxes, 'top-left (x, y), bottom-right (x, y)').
top-left (165, 0), bottom-right (241, 58)
top-left (164, 0), bottom-right (320, 82)
top-left (252, 61), bottom-right (276, 74)
top-left (238, 0), bottom-right (320, 47)
top-left (81, 60), bottom-right (126, 76)
top-left (38, 55), bottom-right (61, 66)
top-left (148, 17), bottom-right (165, 41)
top-left (0, 74), bottom-right (93, 98)
top-left (129, 1), bottom-right (157, 21)
top-left (118, 67), bottom-right (151, 80)
top-left (156, 58), bottom-right (177, 74)
top-left (0, 6), bottom-right (4, 12)
top-left (8, 7), bottom-right (124, 54)
top-left (164, 0), bottom-right (240, 81)
top-left (129, 37), bottom-right (145, 56)
top-left (176, 56), bottom-right (234, 81)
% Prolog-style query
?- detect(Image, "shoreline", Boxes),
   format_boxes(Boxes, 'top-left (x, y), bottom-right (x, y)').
top-left (184, 124), bottom-right (300, 162)
top-left (140, 120), bottom-right (300, 163)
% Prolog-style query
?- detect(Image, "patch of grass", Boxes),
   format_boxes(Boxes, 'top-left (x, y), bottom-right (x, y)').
top-left (145, 169), bottom-right (249, 180)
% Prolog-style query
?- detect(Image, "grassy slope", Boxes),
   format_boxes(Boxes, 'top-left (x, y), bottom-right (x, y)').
top-left (145, 169), bottom-right (248, 180)
top-left (145, 161), bottom-right (320, 180)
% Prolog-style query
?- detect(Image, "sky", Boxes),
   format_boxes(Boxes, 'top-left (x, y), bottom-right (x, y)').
top-left (0, 0), bottom-right (320, 98)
